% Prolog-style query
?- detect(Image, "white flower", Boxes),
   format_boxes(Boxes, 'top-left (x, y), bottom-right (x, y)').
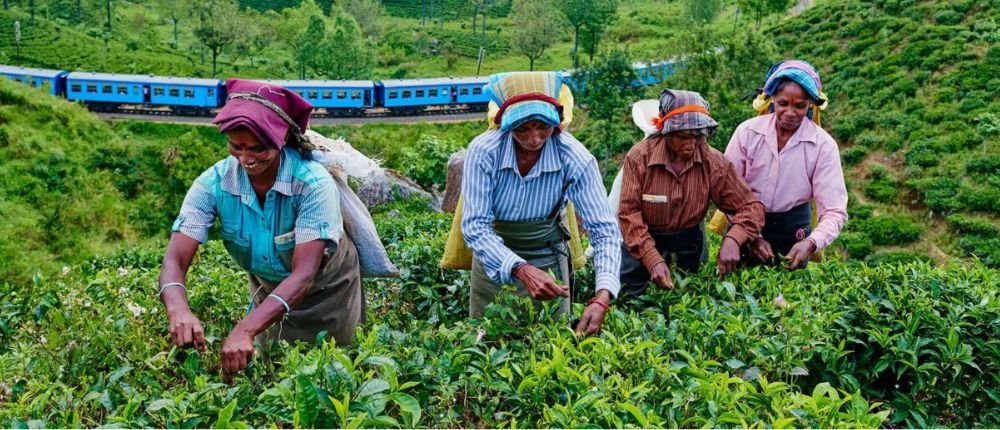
top-left (118, 287), bottom-right (129, 296)
top-left (61, 266), bottom-right (71, 277)
top-left (117, 267), bottom-right (129, 277)
top-left (475, 329), bottom-right (486, 344)
top-left (773, 294), bottom-right (788, 309)
top-left (127, 303), bottom-right (146, 318)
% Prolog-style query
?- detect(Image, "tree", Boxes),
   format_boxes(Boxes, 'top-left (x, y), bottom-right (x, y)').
top-left (194, 0), bottom-right (240, 77)
top-left (560, 0), bottom-right (590, 68)
top-left (314, 6), bottom-right (374, 79)
top-left (575, 48), bottom-right (642, 172)
top-left (578, 0), bottom-right (617, 63)
top-left (275, 0), bottom-right (326, 79)
top-left (234, 10), bottom-right (276, 68)
top-left (683, 0), bottom-right (723, 24)
top-left (343, 0), bottom-right (384, 40)
top-left (738, 0), bottom-right (794, 30)
top-left (159, 0), bottom-right (192, 50)
top-left (509, 0), bottom-right (561, 71)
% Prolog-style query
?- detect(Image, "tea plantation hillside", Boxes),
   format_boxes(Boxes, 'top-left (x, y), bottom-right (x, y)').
top-left (2, 198), bottom-right (999, 427)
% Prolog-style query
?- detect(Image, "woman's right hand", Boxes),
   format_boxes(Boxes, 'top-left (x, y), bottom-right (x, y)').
top-left (749, 237), bottom-right (775, 263)
top-left (513, 264), bottom-right (570, 300)
top-left (650, 261), bottom-right (675, 290)
top-left (168, 309), bottom-right (206, 351)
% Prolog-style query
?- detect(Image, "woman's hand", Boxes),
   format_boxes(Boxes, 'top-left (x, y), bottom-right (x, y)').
top-left (576, 290), bottom-right (612, 336)
top-left (783, 238), bottom-right (817, 270)
top-left (649, 261), bottom-right (675, 290)
top-left (513, 264), bottom-right (570, 300)
top-left (221, 327), bottom-right (255, 383)
top-left (167, 308), bottom-right (206, 352)
top-left (717, 236), bottom-right (742, 277)
top-left (749, 237), bottom-right (775, 263)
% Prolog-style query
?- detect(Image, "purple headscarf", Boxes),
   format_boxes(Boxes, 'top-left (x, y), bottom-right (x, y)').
top-left (213, 79), bottom-right (313, 150)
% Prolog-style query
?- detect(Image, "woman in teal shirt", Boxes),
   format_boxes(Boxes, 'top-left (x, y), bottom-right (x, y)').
top-left (158, 79), bottom-right (365, 381)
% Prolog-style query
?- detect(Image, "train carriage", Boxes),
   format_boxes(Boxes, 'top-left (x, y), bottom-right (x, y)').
top-left (0, 65), bottom-right (68, 96)
top-left (378, 77), bottom-right (489, 115)
top-left (264, 80), bottom-right (376, 117)
top-left (66, 72), bottom-right (223, 115)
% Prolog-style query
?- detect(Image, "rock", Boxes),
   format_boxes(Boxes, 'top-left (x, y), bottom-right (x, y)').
top-left (356, 169), bottom-right (441, 211)
top-left (441, 149), bottom-right (467, 213)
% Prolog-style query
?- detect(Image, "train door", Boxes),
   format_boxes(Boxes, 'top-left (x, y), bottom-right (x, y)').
top-left (450, 86), bottom-right (458, 104)
top-left (364, 90), bottom-right (372, 107)
top-left (142, 85), bottom-right (151, 103)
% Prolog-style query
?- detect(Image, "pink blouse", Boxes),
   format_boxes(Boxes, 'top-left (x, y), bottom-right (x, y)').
top-left (724, 113), bottom-right (848, 250)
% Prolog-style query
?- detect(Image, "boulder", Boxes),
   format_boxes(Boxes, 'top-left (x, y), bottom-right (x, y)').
top-left (441, 149), bottom-right (467, 213)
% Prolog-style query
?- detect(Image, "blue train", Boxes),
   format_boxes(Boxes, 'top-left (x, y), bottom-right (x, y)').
top-left (0, 61), bottom-right (677, 117)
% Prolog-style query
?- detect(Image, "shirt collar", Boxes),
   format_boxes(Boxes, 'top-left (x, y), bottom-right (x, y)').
top-left (499, 133), bottom-right (562, 178)
top-left (221, 149), bottom-right (297, 200)
top-left (749, 113), bottom-right (820, 146)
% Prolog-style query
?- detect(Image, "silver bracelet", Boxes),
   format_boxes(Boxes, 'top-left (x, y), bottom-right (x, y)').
top-left (158, 282), bottom-right (186, 299)
top-left (268, 293), bottom-right (291, 314)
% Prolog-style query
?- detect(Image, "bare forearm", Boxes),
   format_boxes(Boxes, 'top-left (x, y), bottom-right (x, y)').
top-left (233, 273), bottom-right (314, 337)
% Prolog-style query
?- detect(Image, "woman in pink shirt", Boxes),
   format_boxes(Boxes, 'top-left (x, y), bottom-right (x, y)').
top-left (723, 60), bottom-right (848, 269)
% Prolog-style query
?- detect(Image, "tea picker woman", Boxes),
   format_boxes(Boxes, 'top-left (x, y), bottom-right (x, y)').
top-left (720, 60), bottom-right (848, 269)
top-left (158, 79), bottom-right (365, 381)
top-left (461, 71), bottom-right (622, 335)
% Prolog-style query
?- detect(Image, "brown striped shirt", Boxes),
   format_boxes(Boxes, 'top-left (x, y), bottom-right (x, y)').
top-left (619, 136), bottom-right (765, 270)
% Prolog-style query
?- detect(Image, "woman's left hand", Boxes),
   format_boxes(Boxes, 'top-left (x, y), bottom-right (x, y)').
top-left (717, 236), bottom-right (742, 277)
top-left (221, 328), bottom-right (255, 383)
top-left (783, 239), bottom-right (817, 270)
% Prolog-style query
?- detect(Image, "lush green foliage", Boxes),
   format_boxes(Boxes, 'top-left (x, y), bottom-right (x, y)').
top-left (4, 197), bottom-right (1000, 427)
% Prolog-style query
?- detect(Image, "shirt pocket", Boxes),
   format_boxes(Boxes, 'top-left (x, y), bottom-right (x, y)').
top-left (221, 222), bottom-right (252, 271)
top-left (640, 196), bottom-right (671, 228)
top-left (274, 231), bottom-right (296, 271)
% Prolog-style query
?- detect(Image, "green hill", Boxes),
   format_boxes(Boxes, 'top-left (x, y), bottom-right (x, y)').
top-left (0, 78), bottom-right (227, 284)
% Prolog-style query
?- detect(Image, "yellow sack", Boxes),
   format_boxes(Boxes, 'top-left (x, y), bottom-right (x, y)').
top-left (439, 196), bottom-right (586, 271)
top-left (706, 203), bottom-right (824, 262)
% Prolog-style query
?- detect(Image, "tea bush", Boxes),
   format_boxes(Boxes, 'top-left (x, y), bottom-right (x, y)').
top-left (857, 214), bottom-right (924, 246)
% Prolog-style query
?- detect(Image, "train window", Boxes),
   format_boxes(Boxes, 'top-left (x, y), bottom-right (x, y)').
top-left (388, 91), bottom-right (398, 99)
top-left (472, 87), bottom-right (482, 95)
top-left (117, 86), bottom-right (128, 95)
top-left (336, 91), bottom-right (347, 99)
top-left (351, 91), bottom-right (361, 100)
top-left (154, 87), bottom-right (164, 96)
top-left (184, 89), bottom-right (195, 98)
top-left (322, 91), bottom-right (332, 99)
top-left (415, 89), bottom-right (425, 98)
top-left (169, 88), bottom-right (180, 97)
top-left (102, 85), bottom-right (112, 94)
top-left (86, 84), bottom-right (97, 93)
top-left (460, 87), bottom-right (469, 96)
top-left (207, 88), bottom-right (213, 96)
top-left (402, 90), bottom-right (411, 98)
top-left (299, 92), bottom-right (306, 98)
top-left (29, 80), bottom-right (37, 87)
top-left (429, 89), bottom-right (438, 97)
top-left (308, 91), bottom-right (318, 99)
top-left (71, 84), bottom-right (82, 93)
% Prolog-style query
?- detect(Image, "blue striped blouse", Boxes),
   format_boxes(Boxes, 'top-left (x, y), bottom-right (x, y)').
top-left (461, 130), bottom-right (623, 297)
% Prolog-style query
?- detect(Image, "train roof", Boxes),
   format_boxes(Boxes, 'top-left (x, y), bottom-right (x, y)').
top-left (264, 79), bottom-right (374, 88)
top-left (0, 65), bottom-right (68, 78)
top-left (65, 72), bottom-right (221, 86)
top-left (380, 77), bottom-right (489, 87)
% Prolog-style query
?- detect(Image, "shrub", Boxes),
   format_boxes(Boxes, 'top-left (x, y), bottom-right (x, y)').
top-left (838, 231), bottom-right (873, 258)
top-left (947, 214), bottom-right (999, 237)
top-left (858, 214), bottom-right (924, 245)
top-left (840, 146), bottom-right (869, 167)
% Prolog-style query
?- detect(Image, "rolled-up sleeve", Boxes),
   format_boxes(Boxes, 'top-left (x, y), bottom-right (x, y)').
top-left (171, 171), bottom-right (218, 243)
top-left (295, 177), bottom-right (344, 245)
top-left (461, 141), bottom-right (524, 285)
top-left (567, 157), bottom-right (622, 297)
top-left (808, 139), bottom-right (848, 249)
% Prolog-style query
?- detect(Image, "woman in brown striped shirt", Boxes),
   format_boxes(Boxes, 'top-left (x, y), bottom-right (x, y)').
top-left (618, 89), bottom-right (765, 296)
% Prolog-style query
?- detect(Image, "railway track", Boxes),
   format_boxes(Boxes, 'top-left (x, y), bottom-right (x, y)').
top-left (97, 111), bottom-right (483, 125)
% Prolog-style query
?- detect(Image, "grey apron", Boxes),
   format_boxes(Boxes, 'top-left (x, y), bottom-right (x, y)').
top-left (249, 234), bottom-right (366, 346)
top-left (469, 216), bottom-right (572, 319)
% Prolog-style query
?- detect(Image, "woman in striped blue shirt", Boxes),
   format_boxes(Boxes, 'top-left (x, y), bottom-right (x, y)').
top-left (158, 79), bottom-right (365, 382)
top-left (461, 71), bottom-right (622, 335)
